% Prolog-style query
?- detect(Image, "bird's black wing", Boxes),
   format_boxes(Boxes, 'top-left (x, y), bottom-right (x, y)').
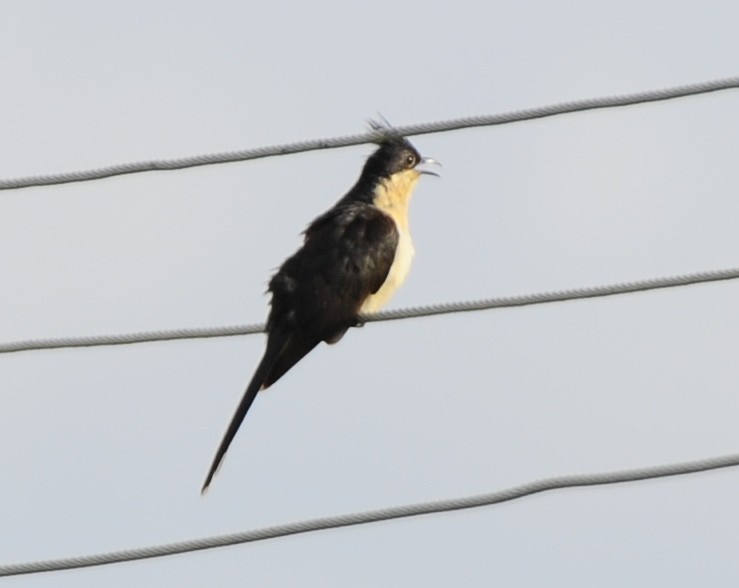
top-left (268, 203), bottom-right (399, 350)
top-left (201, 203), bottom-right (398, 492)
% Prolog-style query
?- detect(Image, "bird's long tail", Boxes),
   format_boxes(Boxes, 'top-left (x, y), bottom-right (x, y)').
top-left (200, 334), bottom-right (287, 494)
top-left (200, 331), bottom-right (320, 493)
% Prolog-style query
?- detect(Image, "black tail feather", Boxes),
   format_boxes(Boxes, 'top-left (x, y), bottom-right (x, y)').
top-left (200, 334), bottom-right (287, 493)
top-left (200, 332), bottom-right (321, 493)
top-left (261, 336), bottom-right (319, 389)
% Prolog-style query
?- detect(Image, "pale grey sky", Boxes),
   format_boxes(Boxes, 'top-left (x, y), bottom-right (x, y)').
top-left (2, 1), bottom-right (739, 586)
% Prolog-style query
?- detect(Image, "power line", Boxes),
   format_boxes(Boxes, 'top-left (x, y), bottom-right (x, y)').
top-left (2, 451), bottom-right (738, 577)
top-left (1, 266), bottom-right (737, 355)
top-left (1, 76), bottom-right (738, 191)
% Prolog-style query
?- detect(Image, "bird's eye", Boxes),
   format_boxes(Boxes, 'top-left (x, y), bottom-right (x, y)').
top-left (405, 154), bottom-right (417, 168)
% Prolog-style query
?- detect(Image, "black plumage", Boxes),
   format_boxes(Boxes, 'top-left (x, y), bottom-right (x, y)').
top-left (201, 135), bottom-right (431, 492)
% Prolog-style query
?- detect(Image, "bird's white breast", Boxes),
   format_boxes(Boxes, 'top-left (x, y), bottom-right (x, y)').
top-left (360, 224), bottom-right (414, 313)
top-left (359, 169), bottom-right (420, 314)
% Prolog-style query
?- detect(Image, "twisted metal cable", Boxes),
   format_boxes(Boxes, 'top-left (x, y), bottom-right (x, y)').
top-left (1, 76), bottom-right (738, 191)
top-left (0, 324), bottom-right (264, 354)
top-left (2, 452), bottom-right (738, 576)
top-left (1, 266), bottom-right (738, 354)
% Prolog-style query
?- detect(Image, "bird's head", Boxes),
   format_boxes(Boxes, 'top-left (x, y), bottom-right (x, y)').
top-left (340, 122), bottom-right (439, 208)
top-left (364, 135), bottom-right (438, 178)
top-left (362, 131), bottom-right (440, 184)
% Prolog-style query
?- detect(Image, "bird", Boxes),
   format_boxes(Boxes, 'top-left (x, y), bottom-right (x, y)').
top-left (201, 129), bottom-right (438, 492)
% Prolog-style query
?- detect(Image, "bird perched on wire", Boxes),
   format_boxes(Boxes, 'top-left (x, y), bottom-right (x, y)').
top-left (201, 126), bottom-right (439, 492)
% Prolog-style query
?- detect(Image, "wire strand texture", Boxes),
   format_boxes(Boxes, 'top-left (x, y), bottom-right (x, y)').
top-left (1, 452), bottom-right (738, 576)
top-left (1, 76), bottom-right (737, 191)
top-left (1, 266), bottom-right (738, 354)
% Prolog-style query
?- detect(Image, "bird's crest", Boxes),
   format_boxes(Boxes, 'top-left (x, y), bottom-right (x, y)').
top-left (367, 115), bottom-right (407, 147)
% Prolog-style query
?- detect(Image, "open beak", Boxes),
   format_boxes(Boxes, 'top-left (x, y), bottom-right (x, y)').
top-left (418, 157), bottom-right (442, 177)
